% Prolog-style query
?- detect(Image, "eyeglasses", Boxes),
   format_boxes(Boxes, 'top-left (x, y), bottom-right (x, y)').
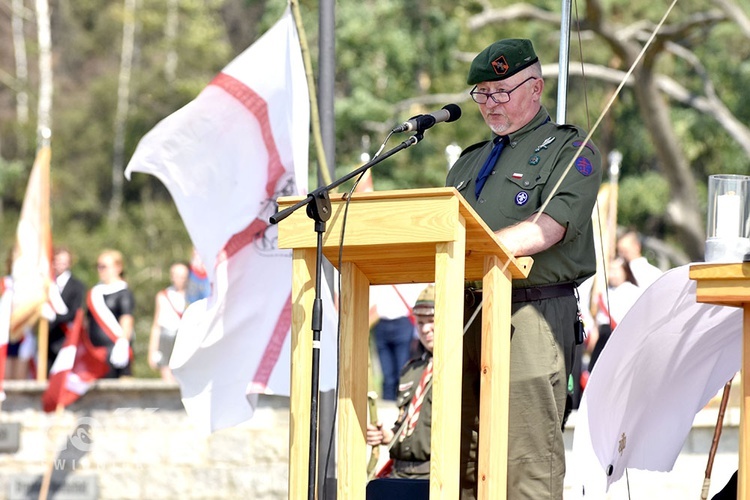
top-left (470, 76), bottom-right (537, 105)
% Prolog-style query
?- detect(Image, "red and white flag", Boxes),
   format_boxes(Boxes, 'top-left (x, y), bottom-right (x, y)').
top-left (10, 146), bottom-right (53, 340)
top-left (125, 7), bottom-right (338, 433)
top-left (41, 309), bottom-right (111, 412)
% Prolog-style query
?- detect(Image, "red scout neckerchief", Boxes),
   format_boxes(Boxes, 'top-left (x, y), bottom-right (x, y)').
top-left (399, 356), bottom-right (433, 442)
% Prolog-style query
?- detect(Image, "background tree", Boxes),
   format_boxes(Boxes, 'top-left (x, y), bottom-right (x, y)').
top-left (0, 0), bottom-right (748, 376)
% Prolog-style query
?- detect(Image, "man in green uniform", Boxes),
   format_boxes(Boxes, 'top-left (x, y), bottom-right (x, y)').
top-left (366, 284), bottom-right (435, 479)
top-left (445, 39), bottom-right (602, 499)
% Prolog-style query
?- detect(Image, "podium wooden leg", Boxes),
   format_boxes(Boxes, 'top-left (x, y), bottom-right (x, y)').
top-left (289, 249), bottom-right (317, 499)
top-left (338, 262), bottom-right (370, 500)
top-left (477, 255), bottom-right (511, 500)
top-left (431, 233), bottom-right (466, 499)
top-left (740, 305), bottom-right (750, 500)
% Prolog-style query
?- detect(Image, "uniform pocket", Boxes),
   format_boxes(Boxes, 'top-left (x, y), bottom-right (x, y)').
top-left (453, 176), bottom-right (474, 198)
top-left (498, 167), bottom-right (553, 221)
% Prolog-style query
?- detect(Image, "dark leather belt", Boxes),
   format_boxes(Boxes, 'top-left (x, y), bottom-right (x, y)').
top-left (511, 282), bottom-right (575, 303)
top-left (465, 282), bottom-right (575, 304)
top-left (393, 459), bottom-right (431, 475)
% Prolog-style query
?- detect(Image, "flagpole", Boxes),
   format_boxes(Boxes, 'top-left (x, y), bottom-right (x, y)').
top-left (37, 318), bottom-right (49, 381)
top-left (290, 0), bottom-right (332, 186)
top-left (556, 0), bottom-right (572, 124)
top-left (701, 379), bottom-right (733, 499)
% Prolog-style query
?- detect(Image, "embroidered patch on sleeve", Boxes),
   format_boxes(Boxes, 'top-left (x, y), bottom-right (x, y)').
top-left (573, 140), bottom-right (595, 154)
top-left (575, 157), bottom-right (593, 176)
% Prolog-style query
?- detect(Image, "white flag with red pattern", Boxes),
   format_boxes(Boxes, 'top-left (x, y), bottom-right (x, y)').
top-left (125, 7), bottom-right (337, 433)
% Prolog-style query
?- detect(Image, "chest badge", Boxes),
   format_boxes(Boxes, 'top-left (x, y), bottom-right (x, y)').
top-left (512, 172), bottom-right (523, 179)
top-left (534, 136), bottom-right (556, 152)
top-left (515, 191), bottom-right (529, 206)
top-left (529, 155), bottom-right (540, 165)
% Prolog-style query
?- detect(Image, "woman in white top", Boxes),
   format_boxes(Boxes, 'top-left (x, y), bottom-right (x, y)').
top-left (148, 262), bottom-right (188, 382)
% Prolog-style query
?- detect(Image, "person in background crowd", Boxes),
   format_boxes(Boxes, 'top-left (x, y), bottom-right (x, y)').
top-left (86, 249), bottom-right (135, 378)
top-left (588, 256), bottom-right (642, 372)
top-left (148, 262), bottom-right (189, 382)
top-left (367, 284), bottom-right (436, 479)
top-left (616, 229), bottom-right (663, 289)
top-left (47, 247), bottom-right (86, 371)
top-left (445, 38), bottom-right (602, 498)
top-left (2, 250), bottom-right (29, 380)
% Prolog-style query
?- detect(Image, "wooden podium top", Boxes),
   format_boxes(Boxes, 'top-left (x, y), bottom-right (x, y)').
top-left (689, 262), bottom-right (750, 308)
top-left (277, 187), bottom-right (532, 285)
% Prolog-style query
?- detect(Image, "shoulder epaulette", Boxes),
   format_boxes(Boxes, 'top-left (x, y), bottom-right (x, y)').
top-left (459, 141), bottom-right (489, 158)
top-left (556, 123), bottom-right (586, 135)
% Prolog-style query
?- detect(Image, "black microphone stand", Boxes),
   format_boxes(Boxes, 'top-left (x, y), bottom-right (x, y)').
top-left (269, 131), bottom-right (424, 500)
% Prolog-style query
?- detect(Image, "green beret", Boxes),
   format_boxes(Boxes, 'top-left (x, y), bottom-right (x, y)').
top-left (467, 39), bottom-right (539, 85)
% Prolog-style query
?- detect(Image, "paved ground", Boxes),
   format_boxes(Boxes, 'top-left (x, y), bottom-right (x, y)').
top-left (564, 450), bottom-right (737, 499)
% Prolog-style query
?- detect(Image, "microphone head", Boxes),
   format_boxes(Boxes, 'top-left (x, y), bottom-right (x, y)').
top-left (442, 104), bottom-right (462, 123)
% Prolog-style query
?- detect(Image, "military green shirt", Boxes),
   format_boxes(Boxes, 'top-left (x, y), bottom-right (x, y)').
top-left (389, 353), bottom-right (432, 463)
top-left (446, 107), bottom-right (602, 288)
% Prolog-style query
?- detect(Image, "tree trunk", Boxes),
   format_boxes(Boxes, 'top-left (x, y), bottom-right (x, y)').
top-left (109, 0), bottom-right (137, 222)
top-left (632, 66), bottom-right (705, 259)
top-left (12, 0), bottom-right (29, 128)
top-left (164, 0), bottom-right (179, 83)
top-left (35, 0), bottom-right (52, 148)
top-left (220, 0), bottom-right (269, 55)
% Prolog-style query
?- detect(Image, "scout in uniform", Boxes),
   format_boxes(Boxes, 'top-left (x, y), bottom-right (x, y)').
top-left (366, 284), bottom-right (436, 479)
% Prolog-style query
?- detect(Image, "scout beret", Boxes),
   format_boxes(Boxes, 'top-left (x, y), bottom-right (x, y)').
top-left (413, 285), bottom-right (435, 316)
top-left (467, 39), bottom-right (539, 85)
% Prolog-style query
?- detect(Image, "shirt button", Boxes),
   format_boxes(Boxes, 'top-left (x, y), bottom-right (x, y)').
top-left (479, 198), bottom-right (486, 204)
top-left (490, 170), bottom-right (496, 175)
top-left (524, 181), bottom-right (530, 186)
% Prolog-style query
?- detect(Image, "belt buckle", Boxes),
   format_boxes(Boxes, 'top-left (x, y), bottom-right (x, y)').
top-left (528, 287), bottom-right (543, 301)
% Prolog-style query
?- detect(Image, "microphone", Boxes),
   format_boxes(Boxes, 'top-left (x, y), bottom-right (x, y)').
top-left (392, 104), bottom-right (462, 133)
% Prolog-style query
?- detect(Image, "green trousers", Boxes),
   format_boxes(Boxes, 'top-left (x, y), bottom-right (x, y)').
top-left (460, 294), bottom-right (577, 500)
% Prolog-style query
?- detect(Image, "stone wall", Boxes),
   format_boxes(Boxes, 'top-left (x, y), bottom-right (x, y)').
top-left (2, 378), bottom-right (738, 500)
top-left (0, 380), bottom-right (291, 500)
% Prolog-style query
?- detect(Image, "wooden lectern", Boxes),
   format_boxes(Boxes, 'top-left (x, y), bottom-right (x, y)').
top-left (277, 188), bottom-right (532, 499)
top-left (690, 263), bottom-right (750, 500)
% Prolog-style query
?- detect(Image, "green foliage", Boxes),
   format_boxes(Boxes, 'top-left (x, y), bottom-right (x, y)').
top-left (617, 172), bottom-right (671, 234)
top-left (0, 0), bottom-right (749, 377)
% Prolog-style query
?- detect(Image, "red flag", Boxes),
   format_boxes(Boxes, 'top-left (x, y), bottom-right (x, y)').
top-left (41, 309), bottom-right (109, 412)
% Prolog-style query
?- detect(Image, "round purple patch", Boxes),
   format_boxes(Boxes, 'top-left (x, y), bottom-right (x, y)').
top-left (575, 157), bottom-right (593, 176)
top-left (515, 191), bottom-right (529, 205)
